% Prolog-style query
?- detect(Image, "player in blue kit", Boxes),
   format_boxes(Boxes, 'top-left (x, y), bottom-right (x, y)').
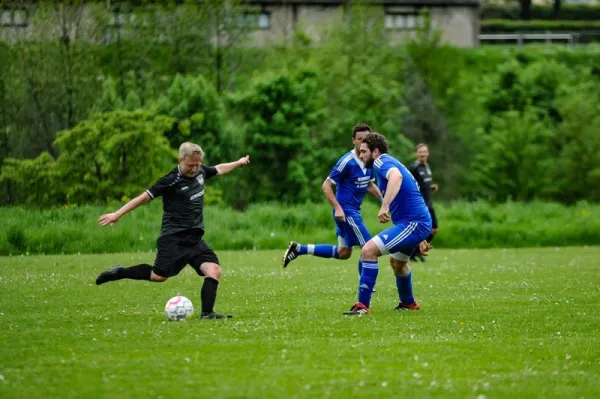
top-left (282, 123), bottom-right (383, 278)
top-left (344, 132), bottom-right (432, 315)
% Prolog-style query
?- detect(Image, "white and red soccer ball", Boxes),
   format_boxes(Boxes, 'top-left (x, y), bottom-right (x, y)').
top-left (164, 296), bottom-right (194, 321)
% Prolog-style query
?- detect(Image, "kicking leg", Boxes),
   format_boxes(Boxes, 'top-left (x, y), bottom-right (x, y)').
top-left (282, 241), bottom-right (347, 268)
top-left (95, 264), bottom-right (167, 285)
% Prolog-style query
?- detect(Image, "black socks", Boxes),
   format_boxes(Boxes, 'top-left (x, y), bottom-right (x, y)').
top-left (121, 264), bottom-right (153, 281)
top-left (201, 278), bottom-right (219, 313)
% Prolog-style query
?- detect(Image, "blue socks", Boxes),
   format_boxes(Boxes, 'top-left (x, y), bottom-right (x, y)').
top-left (358, 260), bottom-right (379, 307)
top-left (358, 258), bottom-right (363, 275)
top-left (298, 244), bottom-right (339, 258)
top-left (396, 271), bottom-right (415, 305)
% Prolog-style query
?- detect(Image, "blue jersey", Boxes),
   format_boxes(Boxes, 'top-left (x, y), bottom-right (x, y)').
top-left (328, 150), bottom-right (374, 214)
top-left (373, 154), bottom-right (431, 225)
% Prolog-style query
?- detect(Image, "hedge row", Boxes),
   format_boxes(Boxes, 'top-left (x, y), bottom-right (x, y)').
top-left (482, 5), bottom-right (600, 21)
top-left (1, 201), bottom-right (599, 255)
top-left (481, 19), bottom-right (600, 33)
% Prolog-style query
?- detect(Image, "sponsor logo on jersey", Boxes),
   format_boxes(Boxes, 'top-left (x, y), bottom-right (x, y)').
top-left (190, 190), bottom-right (204, 200)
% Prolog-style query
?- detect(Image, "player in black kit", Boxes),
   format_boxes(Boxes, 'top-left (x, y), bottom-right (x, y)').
top-left (408, 143), bottom-right (438, 262)
top-left (95, 142), bottom-right (250, 319)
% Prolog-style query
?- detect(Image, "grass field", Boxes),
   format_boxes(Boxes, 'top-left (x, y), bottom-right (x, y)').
top-left (1, 247), bottom-right (599, 398)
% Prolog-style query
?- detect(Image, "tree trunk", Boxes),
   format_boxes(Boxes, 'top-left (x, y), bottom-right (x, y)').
top-left (55, 3), bottom-right (80, 130)
top-left (95, 161), bottom-right (103, 181)
top-left (116, 26), bottom-right (126, 101)
top-left (552, 0), bottom-right (562, 19)
top-left (121, 150), bottom-right (128, 178)
top-left (216, 48), bottom-right (223, 93)
top-left (214, 10), bottom-right (223, 93)
top-left (60, 31), bottom-right (75, 129)
top-left (519, 0), bottom-right (533, 20)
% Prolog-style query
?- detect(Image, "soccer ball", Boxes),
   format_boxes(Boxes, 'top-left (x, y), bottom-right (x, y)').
top-left (164, 296), bottom-right (194, 321)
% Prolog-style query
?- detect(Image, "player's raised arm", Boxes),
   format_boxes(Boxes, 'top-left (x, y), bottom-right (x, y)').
top-left (215, 155), bottom-right (250, 176)
top-left (322, 177), bottom-right (345, 222)
top-left (98, 191), bottom-right (151, 227)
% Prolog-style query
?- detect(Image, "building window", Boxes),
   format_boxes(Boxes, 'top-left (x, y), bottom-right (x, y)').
top-left (237, 11), bottom-right (270, 30)
top-left (110, 10), bottom-right (140, 28)
top-left (258, 12), bottom-right (270, 29)
top-left (110, 12), bottom-right (126, 28)
top-left (1, 8), bottom-right (29, 27)
top-left (384, 12), bottom-right (423, 31)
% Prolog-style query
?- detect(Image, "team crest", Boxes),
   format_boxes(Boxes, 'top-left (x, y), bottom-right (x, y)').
top-left (196, 174), bottom-right (204, 185)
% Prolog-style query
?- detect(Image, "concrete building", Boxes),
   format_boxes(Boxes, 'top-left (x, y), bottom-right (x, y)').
top-left (1, 0), bottom-right (481, 47)
top-left (242, 0), bottom-right (480, 47)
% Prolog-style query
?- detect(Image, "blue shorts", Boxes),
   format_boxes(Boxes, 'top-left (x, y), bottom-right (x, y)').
top-left (372, 221), bottom-right (431, 261)
top-left (334, 213), bottom-right (371, 248)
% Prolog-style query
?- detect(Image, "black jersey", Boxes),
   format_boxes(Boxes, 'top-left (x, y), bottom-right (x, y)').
top-left (146, 165), bottom-right (218, 237)
top-left (408, 161), bottom-right (433, 207)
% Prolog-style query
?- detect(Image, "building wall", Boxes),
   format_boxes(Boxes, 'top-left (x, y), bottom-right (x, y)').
top-left (431, 6), bottom-right (479, 47)
top-left (0, 3), bottom-right (479, 48)
top-left (249, 3), bottom-right (478, 48)
top-left (246, 4), bottom-right (345, 46)
top-left (295, 4), bottom-right (345, 43)
top-left (247, 4), bottom-right (294, 46)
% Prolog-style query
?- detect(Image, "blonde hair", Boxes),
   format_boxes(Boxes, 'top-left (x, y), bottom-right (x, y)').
top-left (179, 142), bottom-right (204, 159)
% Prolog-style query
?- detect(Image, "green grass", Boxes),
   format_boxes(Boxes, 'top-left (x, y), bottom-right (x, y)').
top-left (2, 200), bottom-right (600, 255)
top-left (1, 248), bottom-right (599, 398)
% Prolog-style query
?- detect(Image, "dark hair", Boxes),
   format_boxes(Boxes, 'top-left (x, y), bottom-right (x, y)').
top-left (416, 143), bottom-right (428, 151)
top-left (362, 132), bottom-right (388, 154)
top-left (352, 123), bottom-right (372, 138)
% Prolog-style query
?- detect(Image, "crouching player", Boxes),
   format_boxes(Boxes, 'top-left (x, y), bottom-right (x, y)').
top-left (344, 133), bottom-right (432, 315)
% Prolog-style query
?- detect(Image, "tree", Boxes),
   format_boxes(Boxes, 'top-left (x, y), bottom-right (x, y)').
top-left (8, 0), bottom-right (104, 158)
top-left (401, 18), bottom-right (467, 198)
top-left (548, 84), bottom-right (600, 203)
top-left (471, 109), bottom-right (554, 202)
top-left (0, 152), bottom-right (60, 206)
top-left (198, 0), bottom-right (251, 92)
top-left (1, 110), bottom-right (176, 205)
top-left (53, 110), bottom-right (175, 203)
top-left (233, 68), bottom-right (325, 205)
top-left (154, 75), bottom-right (226, 157)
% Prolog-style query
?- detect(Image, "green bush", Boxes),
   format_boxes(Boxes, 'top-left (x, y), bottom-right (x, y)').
top-left (482, 5), bottom-right (600, 21)
top-left (481, 19), bottom-right (600, 33)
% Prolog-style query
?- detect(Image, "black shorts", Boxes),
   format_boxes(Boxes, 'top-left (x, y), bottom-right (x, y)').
top-left (153, 231), bottom-right (219, 278)
top-left (428, 206), bottom-right (438, 229)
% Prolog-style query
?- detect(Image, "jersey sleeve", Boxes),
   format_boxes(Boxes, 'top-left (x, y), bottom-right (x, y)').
top-left (146, 173), bottom-right (176, 199)
top-left (202, 165), bottom-right (218, 180)
top-left (328, 154), bottom-right (350, 184)
top-left (378, 160), bottom-right (400, 181)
